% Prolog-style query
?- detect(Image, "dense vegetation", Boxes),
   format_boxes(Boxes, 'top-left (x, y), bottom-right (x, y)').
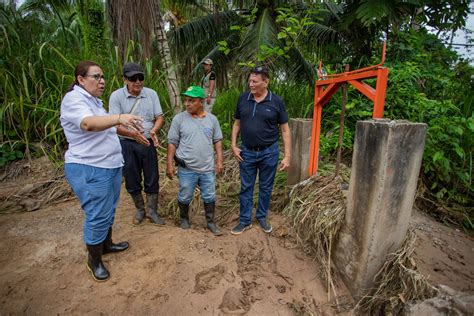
top-left (0, 1), bottom-right (472, 226)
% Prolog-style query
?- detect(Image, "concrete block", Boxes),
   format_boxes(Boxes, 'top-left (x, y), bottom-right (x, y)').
top-left (333, 119), bottom-right (427, 298)
top-left (287, 119), bottom-right (312, 185)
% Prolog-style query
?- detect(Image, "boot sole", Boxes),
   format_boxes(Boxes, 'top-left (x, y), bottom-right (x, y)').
top-left (86, 264), bottom-right (110, 282)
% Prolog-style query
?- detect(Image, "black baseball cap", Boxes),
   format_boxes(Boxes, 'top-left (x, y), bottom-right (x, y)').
top-left (123, 62), bottom-right (144, 77)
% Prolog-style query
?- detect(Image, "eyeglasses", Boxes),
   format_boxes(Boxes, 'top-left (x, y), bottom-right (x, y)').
top-left (126, 74), bottom-right (145, 82)
top-left (84, 74), bottom-right (105, 81)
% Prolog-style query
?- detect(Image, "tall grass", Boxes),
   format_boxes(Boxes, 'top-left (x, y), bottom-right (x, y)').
top-left (0, 40), bottom-right (171, 165)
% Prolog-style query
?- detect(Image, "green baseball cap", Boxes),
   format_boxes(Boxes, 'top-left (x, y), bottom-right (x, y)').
top-left (182, 85), bottom-right (206, 99)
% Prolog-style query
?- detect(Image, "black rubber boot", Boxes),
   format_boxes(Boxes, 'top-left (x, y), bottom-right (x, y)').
top-left (86, 243), bottom-right (109, 282)
top-left (204, 202), bottom-right (222, 236)
top-left (178, 201), bottom-right (191, 229)
top-left (146, 193), bottom-right (165, 225)
top-left (131, 192), bottom-right (146, 225)
top-left (103, 228), bottom-right (129, 254)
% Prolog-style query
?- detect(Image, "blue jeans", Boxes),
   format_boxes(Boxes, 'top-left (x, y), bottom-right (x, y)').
top-left (64, 163), bottom-right (122, 245)
top-left (177, 167), bottom-right (216, 205)
top-left (239, 143), bottom-right (279, 225)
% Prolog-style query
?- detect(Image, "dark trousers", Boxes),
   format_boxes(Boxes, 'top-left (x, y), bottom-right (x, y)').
top-left (120, 138), bottom-right (159, 194)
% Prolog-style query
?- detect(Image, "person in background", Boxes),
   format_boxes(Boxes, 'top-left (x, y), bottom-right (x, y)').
top-left (166, 86), bottom-right (223, 236)
top-left (230, 66), bottom-right (291, 235)
top-left (109, 62), bottom-right (165, 226)
top-left (200, 58), bottom-right (217, 113)
top-left (61, 60), bottom-right (143, 281)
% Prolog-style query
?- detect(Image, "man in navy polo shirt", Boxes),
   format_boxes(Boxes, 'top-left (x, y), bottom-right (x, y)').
top-left (230, 66), bottom-right (291, 235)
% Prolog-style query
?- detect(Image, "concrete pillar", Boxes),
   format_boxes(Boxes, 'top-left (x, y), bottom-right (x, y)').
top-left (287, 119), bottom-right (312, 185)
top-left (333, 119), bottom-right (427, 298)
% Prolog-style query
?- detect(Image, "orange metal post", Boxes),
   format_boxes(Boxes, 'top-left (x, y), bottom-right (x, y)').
top-left (373, 67), bottom-right (389, 118)
top-left (309, 86), bottom-right (323, 175)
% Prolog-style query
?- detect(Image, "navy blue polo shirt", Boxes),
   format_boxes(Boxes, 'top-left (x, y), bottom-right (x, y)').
top-left (234, 90), bottom-right (289, 148)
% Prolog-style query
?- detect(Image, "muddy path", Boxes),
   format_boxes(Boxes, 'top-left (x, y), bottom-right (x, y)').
top-left (0, 157), bottom-right (473, 315)
top-left (0, 192), bottom-right (346, 315)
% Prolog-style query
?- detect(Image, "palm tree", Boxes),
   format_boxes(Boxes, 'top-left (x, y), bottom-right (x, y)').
top-left (153, 0), bottom-right (181, 113)
top-left (166, 0), bottom-right (472, 89)
top-left (106, 0), bottom-right (182, 112)
top-left (167, 0), bottom-right (320, 87)
top-left (20, 0), bottom-right (107, 60)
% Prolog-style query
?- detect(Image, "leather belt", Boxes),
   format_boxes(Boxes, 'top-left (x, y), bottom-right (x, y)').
top-left (245, 143), bottom-right (274, 151)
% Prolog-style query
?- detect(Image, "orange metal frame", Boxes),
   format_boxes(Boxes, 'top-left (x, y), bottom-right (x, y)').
top-left (309, 43), bottom-right (389, 175)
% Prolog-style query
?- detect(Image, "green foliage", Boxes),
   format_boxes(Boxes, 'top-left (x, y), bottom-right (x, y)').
top-left (383, 30), bottom-right (473, 209)
top-left (0, 143), bottom-right (24, 167)
top-left (212, 88), bottom-right (241, 149)
top-left (270, 81), bottom-right (314, 119)
top-left (76, 0), bottom-right (108, 60)
top-left (319, 127), bottom-right (353, 158)
top-left (0, 0), bottom-right (171, 163)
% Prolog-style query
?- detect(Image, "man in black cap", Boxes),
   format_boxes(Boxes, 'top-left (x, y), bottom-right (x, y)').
top-left (109, 62), bottom-right (166, 226)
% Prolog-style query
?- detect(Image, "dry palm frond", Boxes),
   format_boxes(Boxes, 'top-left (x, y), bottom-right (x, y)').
top-left (0, 175), bottom-right (73, 213)
top-left (355, 228), bottom-right (438, 314)
top-left (283, 174), bottom-right (347, 300)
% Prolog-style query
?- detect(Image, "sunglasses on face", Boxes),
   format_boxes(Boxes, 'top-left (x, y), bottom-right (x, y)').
top-left (126, 74), bottom-right (145, 82)
top-left (85, 74), bottom-right (105, 81)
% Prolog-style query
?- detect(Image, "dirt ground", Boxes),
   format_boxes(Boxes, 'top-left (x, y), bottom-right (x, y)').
top-left (0, 158), bottom-right (473, 315)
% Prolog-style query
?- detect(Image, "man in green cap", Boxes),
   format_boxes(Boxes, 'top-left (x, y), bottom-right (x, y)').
top-left (166, 86), bottom-right (224, 236)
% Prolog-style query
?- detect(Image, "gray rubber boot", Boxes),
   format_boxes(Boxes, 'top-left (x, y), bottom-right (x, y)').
top-left (131, 192), bottom-right (146, 225)
top-left (146, 193), bottom-right (165, 225)
top-left (204, 202), bottom-right (222, 236)
top-left (178, 201), bottom-right (191, 229)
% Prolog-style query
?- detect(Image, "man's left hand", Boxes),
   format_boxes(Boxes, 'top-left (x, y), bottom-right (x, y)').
top-left (150, 129), bottom-right (159, 147)
top-left (216, 161), bottom-right (224, 175)
top-left (279, 156), bottom-right (290, 171)
top-left (166, 163), bottom-right (175, 180)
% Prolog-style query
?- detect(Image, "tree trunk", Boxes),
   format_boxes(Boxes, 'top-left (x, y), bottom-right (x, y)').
top-left (153, 0), bottom-right (182, 114)
top-left (107, 0), bottom-right (153, 60)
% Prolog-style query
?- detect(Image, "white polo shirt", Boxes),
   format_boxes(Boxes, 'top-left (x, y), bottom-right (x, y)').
top-left (60, 85), bottom-right (123, 168)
